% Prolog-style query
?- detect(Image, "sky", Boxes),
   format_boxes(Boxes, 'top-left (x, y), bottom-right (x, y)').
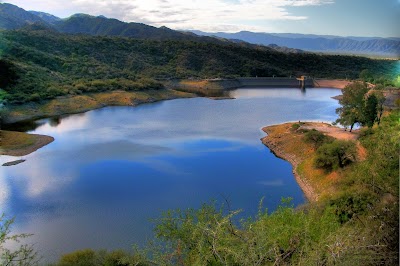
top-left (2, 0), bottom-right (400, 37)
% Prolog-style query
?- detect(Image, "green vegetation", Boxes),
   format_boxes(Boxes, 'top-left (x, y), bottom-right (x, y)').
top-left (57, 248), bottom-right (148, 266)
top-left (0, 23), bottom-right (398, 266)
top-left (304, 128), bottom-right (334, 148)
top-left (359, 68), bottom-right (399, 87)
top-left (314, 140), bottom-right (357, 171)
top-left (152, 200), bottom-right (341, 265)
top-left (304, 129), bottom-right (357, 172)
top-left (0, 130), bottom-right (35, 150)
top-left (0, 214), bottom-right (38, 265)
top-left (335, 82), bottom-right (386, 131)
top-left (0, 29), bottom-right (397, 104)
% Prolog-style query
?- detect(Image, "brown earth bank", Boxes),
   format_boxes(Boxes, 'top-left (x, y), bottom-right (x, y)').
top-left (313, 79), bottom-right (351, 89)
top-left (261, 122), bottom-right (362, 202)
top-left (3, 89), bottom-right (195, 124)
top-left (1, 130), bottom-right (54, 157)
top-left (3, 79), bottom-right (364, 125)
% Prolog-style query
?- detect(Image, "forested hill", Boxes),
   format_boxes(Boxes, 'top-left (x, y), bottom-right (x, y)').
top-left (0, 28), bottom-right (397, 104)
top-left (0, 3), bottom-right (225, 44)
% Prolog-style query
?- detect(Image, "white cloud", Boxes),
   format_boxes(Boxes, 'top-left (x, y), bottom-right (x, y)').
top-left (4, 0), bottom-right (334, 32)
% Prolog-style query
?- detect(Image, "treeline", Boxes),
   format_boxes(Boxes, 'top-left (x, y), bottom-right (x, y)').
top-left (359, 69), bottom-right (400, 87)
top-left (0, 28), bottom-right (397, 103)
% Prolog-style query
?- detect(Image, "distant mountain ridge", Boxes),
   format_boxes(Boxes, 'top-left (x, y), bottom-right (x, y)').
top-left (0, 3), bottom-right (267, 52)
top-left (191, 31), bottom-right (400, 57)
top-left (0, 2), bottom-right (398, 57)
top-left (0, 3), bottom-right (45, 29)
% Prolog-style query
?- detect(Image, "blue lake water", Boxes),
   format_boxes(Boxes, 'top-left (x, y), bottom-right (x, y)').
top-left (0, 88), bottom-right (341, 261)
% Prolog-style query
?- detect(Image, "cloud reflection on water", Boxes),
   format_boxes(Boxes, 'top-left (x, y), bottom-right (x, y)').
top-left (2, 88), bottom-right (342, 261)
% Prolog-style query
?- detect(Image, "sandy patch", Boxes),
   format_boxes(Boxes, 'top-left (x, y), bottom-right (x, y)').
top-left (314, 79), bottom-right (351, 89)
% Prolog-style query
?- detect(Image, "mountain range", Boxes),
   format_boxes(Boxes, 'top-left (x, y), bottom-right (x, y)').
top-left (0, 3), bottom-right (397, 105)
top-left (191, 31), bottom-right (400, 58)
top-left (0, 3), bottom-right (398, 57)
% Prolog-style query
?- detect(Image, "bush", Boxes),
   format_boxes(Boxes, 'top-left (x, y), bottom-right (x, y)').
top-left (330, 193), bottom-right (375, 224)
top-left (304, 129), bottom-right (333, 148)
top-left (291, 123), bottom-right (301, 131)
top-left (57, 248), bottom-right (148, 266)
top-left (314, 140), bottom-right (357, 171)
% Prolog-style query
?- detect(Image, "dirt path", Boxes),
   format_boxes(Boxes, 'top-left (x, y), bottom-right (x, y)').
top-left (299, 123), bottom-right (358, 140)
top-left (299, 123), bottom-right (366, 160)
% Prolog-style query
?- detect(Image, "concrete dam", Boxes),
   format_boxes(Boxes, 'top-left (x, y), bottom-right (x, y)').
top-left (209, 77), bottom-right (314, 90)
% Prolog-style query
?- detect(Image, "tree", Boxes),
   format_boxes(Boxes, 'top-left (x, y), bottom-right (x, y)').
top-left (362, 93), bottom-right (379, 128)
top-left (304, 129), bottom-right (333, 149)
top-left (335, 82), bottom-right (370, 132)
top-left (359, 69), bottom-right (373, 82)
top-left (374, 91), bottom-right (385, 125)
top-left (314, 140), bottom-right (357, 171)
top-left (0, 214), bottom-right (39, 266)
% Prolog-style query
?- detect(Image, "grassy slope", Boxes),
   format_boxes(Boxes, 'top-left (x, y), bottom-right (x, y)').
top-left (4, 89), bottom-right (194, 123)
top-left (261, 113), bottom-right (399, 264)
top-left (0, 29), bottom-right (397, 104)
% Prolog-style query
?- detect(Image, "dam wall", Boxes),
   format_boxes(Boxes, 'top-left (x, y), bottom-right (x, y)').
top-left (236, 77), bottom-right (314, 88)
top-left (208, 77), bottom-right (314, 90)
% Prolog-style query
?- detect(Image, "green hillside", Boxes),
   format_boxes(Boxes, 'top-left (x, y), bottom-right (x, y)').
top-left (0, 28), bottom-right (397, 104)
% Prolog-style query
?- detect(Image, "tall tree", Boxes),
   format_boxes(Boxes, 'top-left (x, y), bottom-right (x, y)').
top-left (335, 82), bottom-right (370, 132)
top-left (363, 93), bottom-right (378, 128)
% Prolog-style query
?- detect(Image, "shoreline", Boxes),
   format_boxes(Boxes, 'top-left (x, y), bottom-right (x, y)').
top-left (1, 130), bottom-right (54, 157)
top-left (3, 89), bottom-right (196, 125)
top-left (3, 80), bottom-right (348, 125)
top-left (261, 121), bottom-right (363, 202)
top-left (261, 125), bottom-right (318, 202)
top-left (313, 79), bottom-right (351, 89)
top-left (1, 82), bottom-right (349, 160)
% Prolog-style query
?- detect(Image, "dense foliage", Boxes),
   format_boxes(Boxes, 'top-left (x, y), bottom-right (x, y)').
top-left (304, 128), bottom-right (334, 148)
top-left (314, 140), bottom-right (357, 171)
top-left (0, 29), bottom-right (397, 103)
top-left (335, 82), bottom-right (386, 131)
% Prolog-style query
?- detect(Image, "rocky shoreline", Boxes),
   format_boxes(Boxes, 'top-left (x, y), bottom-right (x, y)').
top-left (261, 128), bottom-right (318, 202)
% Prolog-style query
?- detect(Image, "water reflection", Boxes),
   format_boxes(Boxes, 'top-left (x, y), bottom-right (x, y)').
top-left (2, 88), bottom-right (341, 262)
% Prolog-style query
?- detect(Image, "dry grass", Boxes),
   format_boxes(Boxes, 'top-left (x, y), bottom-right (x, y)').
top-left (169, 80), bottom-right (225, 97)
top-left (0, 130), bottom-right (36, 150)
top-left (4, 89), bottom-right (195, 124)
top-left (0, 130), bottom-right (54, 156)
top-left (262, 122), bottom-right (349, 201)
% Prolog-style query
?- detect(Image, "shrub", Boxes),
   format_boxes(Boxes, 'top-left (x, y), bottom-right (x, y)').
top-left (0, 213), bottom-right (38, 265)
top-left (304, 129), bottom-right (333, 148)
top-left (314, 140), bottom-right (357, 171)
top-left (291, 123), bottom-right (301, 131)
top-left (330, 193), bottom-right (375, 224)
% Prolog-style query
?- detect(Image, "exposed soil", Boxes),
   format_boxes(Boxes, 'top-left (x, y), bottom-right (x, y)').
top-left (261, 122), bottom-right (364, 202)
top-left (314, 79), bottom-right (351, 89)
top-left (1, 130), bottom-right (54, 156)
top-left (299, 123), bottom-right (359, 141)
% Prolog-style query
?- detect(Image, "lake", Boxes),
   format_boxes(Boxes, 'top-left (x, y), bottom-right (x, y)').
top-left (0, 88), bottom-right (341, 261)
